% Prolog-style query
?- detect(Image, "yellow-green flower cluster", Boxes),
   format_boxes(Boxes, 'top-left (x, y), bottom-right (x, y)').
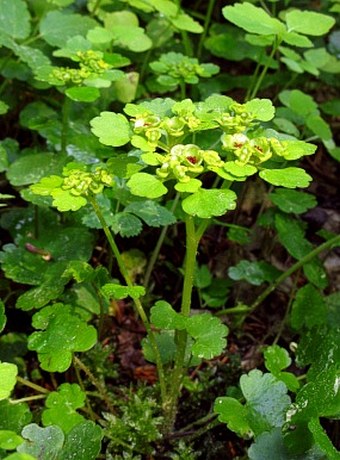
top-left (51, 50), bottom-right (111, 85)
top-left (62, 167), bottom-right (112, 196)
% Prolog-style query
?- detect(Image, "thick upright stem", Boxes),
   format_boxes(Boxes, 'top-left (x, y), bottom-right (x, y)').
top-left (89, 196), bottom-right (167, 404)
top-left (61, 97), bottom-right (70, 155)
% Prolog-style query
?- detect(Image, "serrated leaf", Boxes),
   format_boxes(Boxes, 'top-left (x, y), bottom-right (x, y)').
top-left (65, 87), bottom-right (100, 103)
top-left (42, 384), bottom-right (86, 433)
top-left (40, 11), bottom-right (98, 48)
top-left (223, 3), bottom-right (284, 36)
top-left (291, 284), bottom-right (327, 330)
top-left (214, 397), bottom-right (251, 437)
top-left (186, 313), bottom-right (228, 359)
top-left (285, 10), bottom-right (335, 37)
top-left (101, 283), bottom-right (145, 300)
top-left (28, 303), bottom-right (97, 372)
top-left (125, 200), bottom-right (176, 227)
top-left (269, 189), bottom-right (317, 214)
top-left (127, 173), bottom-right (167, 198)
top-left (50, 189), bottom-right (88, 212)
top-left (182, 188), bottom-right (237, 219)
top-left (0, 0), bottom-right (31, 40)
top-left (0, 362), bottom-right (17, 400)
top-left (244, 98), bottom-right (275, 121)
top-left (228, 260), bottom-right (280, 286)
top-left (111, 212), bottom-right (143, 237)
top-left (259, 167), bottom-right (312, 188)
top-left (264, 346), bottom-right (300, 392)
top-left (150, 301), bottom-right (186, 330)
top-left (90, 112), bottom-right (131, 147)
top-left (0, 300), bottom-right (6, 333)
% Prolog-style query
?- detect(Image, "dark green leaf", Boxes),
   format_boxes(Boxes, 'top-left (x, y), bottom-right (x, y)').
top-left (125, 200), bottom-right (176, 227)
top-left (269, 189), bottom-right (317, 214)
top-left (291, 284), bottom-right (327, 330)
top-left (0, 0), bottom-right (31, 40)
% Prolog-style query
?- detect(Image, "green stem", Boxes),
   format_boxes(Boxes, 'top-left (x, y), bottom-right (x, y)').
top-left (16, 376), bottom-right (49, 394)
top-left (163, 215), bottom-right (208, 434)
top-left (196, 0), bottom-right (216, 59)
top-left (249, 40), bottom-right (279, 100)
top-left (179, 80), bottom-right (186, 100)
top-left (143, 193), bottom-right (180, 289)
top-left (90, 0), bottom-right (102, 16)
top-left (249, 234), bottom-right (340, 313)
top-left (10, 395), bottom-right (47, 404)
top-left (61, 97), bottom-right (70, 155)
top-left (89, 195), bottom-right (167, 405)
top-left (216, 304), bottom-right (251, 317)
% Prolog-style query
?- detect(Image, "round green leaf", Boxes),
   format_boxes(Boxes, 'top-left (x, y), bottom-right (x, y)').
top-left (244, 98), bottom-right (275, 121)
top-left (182, 188), bottom-right (237, 218)
top-left (0, 0), bottom-right (31, 40)
top-left (17, 424), bottom-right (64, 459)
top-left (285, 10), bottom-right (335, 37)
top-left (7, 154), bottom-right (65, 186)
top-left (259, 168), bottom-right (312, 188)
top-left (65, 87), bottom-right (100, 102)
top-left (127, 172), bottom-right (167, 198)
top-left (269, 189), bottom-right (317, 214)
top-left (0, 430), bottom-right (23, 450)
top-left (90, 112), bottom-right (131, 147)
top-left (214, 397), bottom-right (251, 437)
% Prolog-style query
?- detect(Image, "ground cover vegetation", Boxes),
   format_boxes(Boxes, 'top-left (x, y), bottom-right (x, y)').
top-left (0, 0), bottom-right (339, 458)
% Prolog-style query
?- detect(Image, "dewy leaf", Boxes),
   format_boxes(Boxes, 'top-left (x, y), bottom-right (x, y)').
top-left (222, 3), bottom-right (284, 36)
top-left (90, 112), bottom-right (131, 147)
top-left (240, 370), bottom-right (291, 435)
top-left (150, 301), bottom-right (186, 330)
top-left (0, 0), bottom-right (31, 40)
top-left (291, 284), bottom-right (327, 330)
top-left (285, 10), bottom-right (335, 37)
top-left (244, 99), bottom-right (275, 121)
top-left (59, 421), bottom-right (102, 460)
top-left (259, 167), bottom-right (312, 189)
top-left (214, 397), bottom-right (251, 437)
top-left (0, 300), bottom-right (6, 333)
top-left (0, 362), bottom-right (17, 400)
top-left (40, 11), bottom-right (98, 48)
top-left (17, 424), bottom-right (64, 459)
top-left (248, 428), bottom-right (292, 460)
top-left (125, 200), bottom-right (176, 227)
top-left (28, 303), bottom-right (97, 372)
top-left (42, 383), bottom-right (86, 434)
top-left (182, 189), bottom-right (237, 219)
top-left (269, 189), bottom-right (317, 214)
top-left (186, 313), bottom-right (228, 359)
top-left (264, 345), bottom-right (291, 374)
top-left (127, 173), bottom-right (168, 198)
top-left (101, 283), bottom-right (145, 300)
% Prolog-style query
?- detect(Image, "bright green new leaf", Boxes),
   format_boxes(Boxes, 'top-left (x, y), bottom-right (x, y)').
top-left (291, 284), bottom-right (327, 330)
top-left (50, 188), bottom-right (88, 212)
top-left (264, 345), bottom-right (300, 392)
top-left (65, 87), bottom-right (100, 103)
top-left (228, 260), bottom-right (280, 286)
top-left (175, 178), bottom-right (202, 193)
top-left (0, 0), bottom-right (31, 40)
top-left (125, 200), bottom-right (176, 227)
top-left (101, 283), bottom-right (145, 300)
top-left (127, 173), bottom-right (167, 198)
top-left (214, 397), bottom-right (251, 437)
top-left (269, 189), bottom-right (317, 214)
top-left (282, 140), bottom-right (316, 160)
top-left (42, 384), bottom-right (86, 433)
top-left (259, 167), bottom-right (312, 188)
top-left (186, 313), bottom-right (228, 359)
top-left (244, 99), bottom-right (275, 121)
top-left (285, 10), bottom-right (335, 37)
top-left (282, 30), bottom-right (313, 48)
top-left (40, 11), bottom-right (98, 48)
top-left (170, 13), bottom-right (203, 34)
top-left (0, 300), bottom-right (6, 333)
top-left (30, 176), bottom-right (63, 196)
top-left (150, 301), bottom-right (186, 330)
top-left (3, 454), bottom-right (36, 460)
top-left (222, 3), bottom-right (284, 36)
top-left (90, 112), bottom-right (131, 147)
top-left (28, 303), bottom-right (97, 372)
top-left (182, 188), bottom-right (237, 218)
top-left (0, 362), bottom-right (18, 400)
top-left (0, 430), bottom-right (23, 450)
top-left (224, 162), bottom-right (257, 178)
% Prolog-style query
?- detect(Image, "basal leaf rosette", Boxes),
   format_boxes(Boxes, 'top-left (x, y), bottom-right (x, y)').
top-left (30, 164), bottom-right (113, 212)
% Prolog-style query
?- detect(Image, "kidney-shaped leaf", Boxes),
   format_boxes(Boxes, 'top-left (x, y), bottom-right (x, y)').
top-left (182, 188), bottom-right (237, 218)
top-left (259, 167), bottom-right (312, 188)
top-left (90, 112), bottom-right (131, 147)
top-left (127, 173), bottom-right (168, 198)
top-left (244, 98), bottom-right (275, 121)
top-left (186, 313), bottom-right (228, 359)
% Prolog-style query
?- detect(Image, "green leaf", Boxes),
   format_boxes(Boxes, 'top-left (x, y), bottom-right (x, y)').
top-left (65, 87), bottom-right (100, 103)
top-left (182, 189), bottom-right (237, 218)
top-left (40, 11), bottom-right (98, 48)
top-left (275, 213), bottom-right (312, 260)
top-left (259, 167), bottom-right (312, 188)
top-left (306, 115), bottom-right (332, 141)
top-left (110, 212), bottom-right (143, 237)
top-left (17, 424), bottom-right (64, 459)
top-left (222, 3), bottom-right (284, 36)
top-left (0, 300), bottom-right (6, 333)
top-left (125, 200), bottom-right (176, 227)
top-left (308, 418), bottom-right (340, 460)
top-left (224, 162), bottom-right (257, 178)
top-left (264, 345), bottom-right (300, 392)
top-left (101, 283), bottom-right (145, 300)
top-left (142, 331), bottom-right (176, 365)
top-left (269, 189), bottom-right (317, 214)
top-left (110, 25), bottom-right (152, 52)
top-left (248, 428), bottom-right (293, 460)
top-left (7, 154), bottom-right (65, 186)
top-left (175, 178), bottom-right (202, 193)
top-left (127, 173), bottom-right (168, 198)
top-left (0, 0), bottom-right (31, 40)
top-left (50, 189), bottom-right (88, 212)
top-left (228, 260), bottom-right (280, 286)
top-left (291, 284), bottom-right (327, 330)
top-left (150, 301), bottom-right (186, 330)
top-left (0, 362), bottom-right (17, 400)
top-left (59, 421), bottom-right (102, 460)
top-left (244, 98), bottom-right (275, 121)
top-left (194, 264), bottom-right (212, 289)
top-left (3, 453), bottom-right (37, 460)
top-left (282, 140), bottom-right (317, 160)
top-left (0, 430), bottom-right (23, 450)
top-left (42, 384), bottom-right (86, 433)
top-left (0, 401), bottom-right (32, 434)
top-left (285, 10), bottom-right (335, 37)
top-left (170, 13), bottom-right (203, 34)
top-left (90, 112), bottom-right (131, 147)
top-left (28, 303), bottom-right (97, 372)
top-left (214, 397), bottom-right (251, 437)
top-left (186, 313), bottom-right (228, 359)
